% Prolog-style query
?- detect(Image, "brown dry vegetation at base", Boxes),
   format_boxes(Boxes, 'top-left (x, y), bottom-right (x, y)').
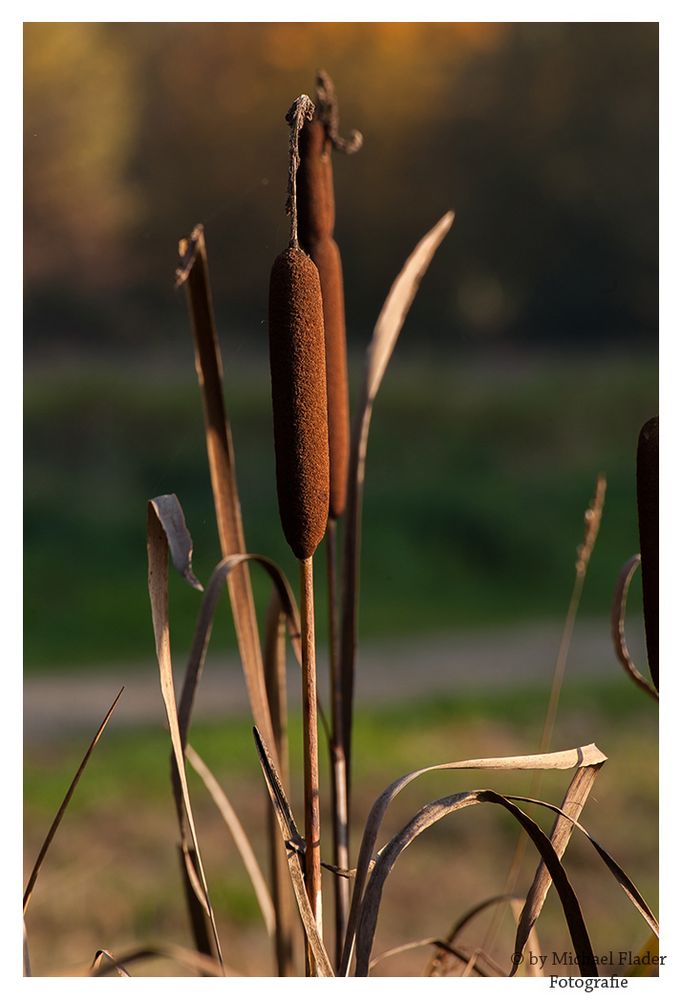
top-left (24, 688), bottom-right (657, 977)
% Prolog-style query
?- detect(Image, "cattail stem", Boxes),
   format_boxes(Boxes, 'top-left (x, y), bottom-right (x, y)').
top-left (301, 555), bottom-right (322, 971)
top-left (285, 96), bottom-right (315, 250)
top-left (326, 517), bottom-right (350, 963)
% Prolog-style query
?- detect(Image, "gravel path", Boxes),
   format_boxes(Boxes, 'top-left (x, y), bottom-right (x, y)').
top-left (24, 619), bottom-right (642, 745)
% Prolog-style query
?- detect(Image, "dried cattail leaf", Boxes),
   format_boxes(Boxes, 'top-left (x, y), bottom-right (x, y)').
top-left (308, 237), bottom-right (350, 519)
top-left (268, 248), bottom-right (330, 560)
top-left (637, 416), bottom-right (658, 689)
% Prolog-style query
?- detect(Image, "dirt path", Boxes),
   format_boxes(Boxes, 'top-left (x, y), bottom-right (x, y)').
top-left (24, 618), bottom-right (642, 745)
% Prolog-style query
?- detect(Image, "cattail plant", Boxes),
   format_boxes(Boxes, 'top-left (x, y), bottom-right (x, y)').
top-left (297, 70), bottom-right (362, 960)
top-left (268, 94), bottom-right (329, 970)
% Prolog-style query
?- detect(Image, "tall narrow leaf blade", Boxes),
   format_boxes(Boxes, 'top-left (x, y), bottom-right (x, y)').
top-left (186, 743), bottom-right (275, 938)
top-left (176, 224), bottom-right (277, 756)
top-left (253, 727), bottom-right (335, 977)
top-left (23, 687), bottom-right (124, 915)
top-left (339, 211), bottom-right (455, 798)
top-left (147, 497), bottom-right (223, 969)
top-left (264, 592), bottom-right (296, 975)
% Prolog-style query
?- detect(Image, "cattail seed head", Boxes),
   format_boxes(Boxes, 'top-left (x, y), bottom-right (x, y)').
top-left (307, 237), bottom-right (350, 519)
top-left (636, 416), bottom-right (658, 688)
top-left (297, 72), bottom-right (360, 520)
top-left (268, 247), bottom-right (330, 560)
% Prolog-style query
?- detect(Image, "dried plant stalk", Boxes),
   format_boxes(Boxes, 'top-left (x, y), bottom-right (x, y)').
top-left (297, 70), bottom-right (361, 959)
top-left (338, 212), bottom-right (455, 817)
top-left (176, 224), bottom-right (278, 758)
top-left (264, 592), bottom-right (296, 975)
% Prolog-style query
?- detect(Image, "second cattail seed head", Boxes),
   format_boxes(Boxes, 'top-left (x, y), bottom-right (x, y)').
top-left (297, 72), bottom-right (361, 520)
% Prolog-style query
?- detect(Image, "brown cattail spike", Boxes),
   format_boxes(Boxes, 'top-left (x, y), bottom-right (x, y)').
top-left (636, 416), bottom-right (658, 690)
top-left (308, 237), bottom-right (350, 520)
top-left (297, 71), bottom-right (359, 520)
top-left (268, 248), bottom-right (329, 560)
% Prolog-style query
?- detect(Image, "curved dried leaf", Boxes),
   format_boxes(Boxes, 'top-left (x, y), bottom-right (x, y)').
top-left (176, 550), bottom-right (302, 749)
top-left (371, 937), bottom-right (503, 976)
top-left (508, 793), bottom-right (659, 943)
top-left (186, 743), bottom-right (275, 938)
top-left (176, 226), bottom-right (275, 756)
top-left (354, 789), bottom-right (596, 977)
top-left (147, 498), bottom-right (223, 968)
top-left (512, 760), bottom-right (603, 973)
top-left (175, 549), bottom-right (329, 751)
top-left (23, 687), bottom-right (124, 915)
top-left (253, 727), bottom-right (335, 977)
top-left (366, 211), bottom-right (456, 403)
top-left (91, 950), bottom-right (131, 976)
top-left (90, 943), bottom-right (232, 977)
top-left (339, 743), bottom-right (606, 975)
top-left (426, 894), bottom-right (524, 976)
top-left (611, 554), bottom-right (658, 701)
top-left (149, 493), bottom-right (203, 590)
top-left (339, 211), bottom-right (455, 789)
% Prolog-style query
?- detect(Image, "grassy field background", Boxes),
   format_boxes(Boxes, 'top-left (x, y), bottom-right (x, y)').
top-left (24, 351), bottom-right (656, 671)
top-left (23, 349), bottom-right (658, 976)
top-left (24, 680), bottom-right (658, 976)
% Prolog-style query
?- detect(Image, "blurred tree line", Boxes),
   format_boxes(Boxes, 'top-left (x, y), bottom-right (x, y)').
top-left (24, 22), bottom-right (657, 358)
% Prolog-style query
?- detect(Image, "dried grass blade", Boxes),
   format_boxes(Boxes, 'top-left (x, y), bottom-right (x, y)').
top-left (507, 794), bottom-right (659, 940)
top-left (176, 224), bottom-right (276, 756)
top-left (180, 553), bottom-right (296, 737)
top-left (178, 844), bottom-right (214, 963)
top-left (339, 211), bottom-right (454, 792)
top-left (91, 950), bottom-right (131, 976)
top-left (354, 789), bottom-right (597, 977)
top-left (147, 498), bottom-right (223, 968)
top-left (340, 743), bottom-right (605, 975)
top-left (510, 898), bottom-right (543, 977)
top-left (425, 894), bottom-right (524, 976)
top-left (23, 920), bottom-right (30, 977)
top-left (253, 727), bottom-right (335, 977)
top-left (512, 761), bottom-right (603, 973)
top-left (90, 943), bottom-right (231, 977)
top-left (371, 937), bottom-right (503, 976)
top-left (23, 686), bottom-right (124, 915)
top-left (186, 743), bottom-right (275, 938)
top-left (611, 554), bottom-right (659, 701)
top-left (176, 548), bottom-right (328, 748)
top-left (264, 591), bottom-right (296, 975)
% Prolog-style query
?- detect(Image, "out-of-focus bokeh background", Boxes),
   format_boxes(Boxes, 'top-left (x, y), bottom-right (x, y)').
top-left (24, 22), bottom-right (658, 977)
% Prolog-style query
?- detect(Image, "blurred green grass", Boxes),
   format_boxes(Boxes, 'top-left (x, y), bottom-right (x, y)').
top-left (24, 351), bottom-right (656, 670)
top-left (23, 680), bottom-right (658, 976)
